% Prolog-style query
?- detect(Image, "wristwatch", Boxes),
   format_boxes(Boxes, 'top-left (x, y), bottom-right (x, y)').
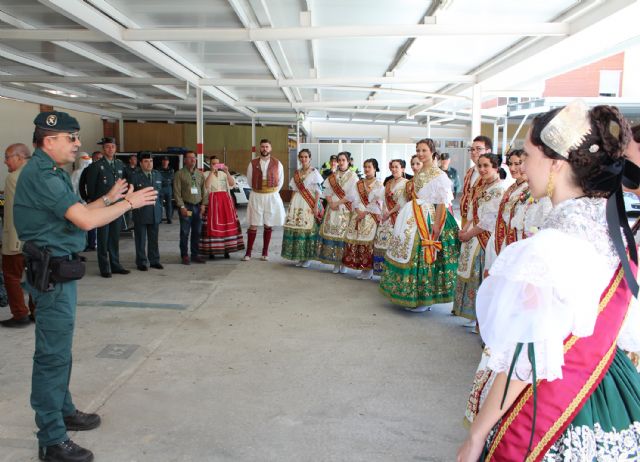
top-left (102, 196), bottom-right (112, 206)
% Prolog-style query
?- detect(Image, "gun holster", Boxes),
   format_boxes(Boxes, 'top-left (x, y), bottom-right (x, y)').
top-left (22, 241), bottom-right (53, 292)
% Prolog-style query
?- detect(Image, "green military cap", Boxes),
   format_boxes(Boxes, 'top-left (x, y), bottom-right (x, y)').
top-left (138, 151), bottom-right (153, 160)
top-left (33, 111), bottom-right (80, 132)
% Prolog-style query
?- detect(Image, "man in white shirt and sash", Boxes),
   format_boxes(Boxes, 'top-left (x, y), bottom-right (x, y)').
top-left (243, 139), bottom-right (285, 261)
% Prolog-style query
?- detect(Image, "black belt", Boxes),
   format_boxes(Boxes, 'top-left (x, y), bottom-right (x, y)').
top-left (184, 201), bottom-right (201, 206)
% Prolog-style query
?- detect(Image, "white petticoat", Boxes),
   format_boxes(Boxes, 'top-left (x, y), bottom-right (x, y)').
top-left (247, 191), bottom-right (285, 227)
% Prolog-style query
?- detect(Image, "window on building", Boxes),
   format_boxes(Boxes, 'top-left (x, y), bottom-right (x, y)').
top-left (599, 70), bottom-right (622, 97)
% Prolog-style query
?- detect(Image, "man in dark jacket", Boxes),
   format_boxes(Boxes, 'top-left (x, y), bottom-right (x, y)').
top-left (83, 137), bottom-right (130, 277)
top-left (130, 152), bottom-right (164, 271)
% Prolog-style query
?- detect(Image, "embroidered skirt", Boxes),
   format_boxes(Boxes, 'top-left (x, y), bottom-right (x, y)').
top-left (281, 192), bottom-right (319, 261)
top-left (199, 191), bottom-right (244, 255)
top-left (342, 213), bottom-right (378, 270)
top-left (316, 206), bottom-right (350, 264)
top-left (372, 218), bottom-right (394, 275)
top-left (379, 211), bottom-right (460, 308)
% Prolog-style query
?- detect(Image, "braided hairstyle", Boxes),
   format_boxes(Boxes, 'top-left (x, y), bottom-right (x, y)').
top-left (530, 105), bottom-right (631, 198)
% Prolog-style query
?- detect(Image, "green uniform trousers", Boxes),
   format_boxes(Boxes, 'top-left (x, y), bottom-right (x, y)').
top-left (28, 280), bottom-right (77, 446)
top-left (96, 218), bottom-right (124, 275)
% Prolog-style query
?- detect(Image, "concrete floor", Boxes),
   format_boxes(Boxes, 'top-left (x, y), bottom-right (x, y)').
top-left (0, 207), bottom-right (481, 462)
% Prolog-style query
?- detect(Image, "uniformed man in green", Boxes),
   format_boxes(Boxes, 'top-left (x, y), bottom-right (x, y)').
top-left (122, 153), bottom-right (140, 182)
top-left (83, 137), bottom-right (130, 277)
top-left (14, 111), bottom-right (158, 462)
top-left (158, 156), bottom-right (175, 223)
top-left (130, 152), bottom-right (164, 271)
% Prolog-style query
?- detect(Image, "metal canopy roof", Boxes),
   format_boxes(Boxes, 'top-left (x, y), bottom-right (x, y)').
top-left (0, 0), bottom-right (639, 127)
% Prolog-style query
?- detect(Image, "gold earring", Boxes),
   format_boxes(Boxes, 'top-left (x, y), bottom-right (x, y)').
top-left (546, 171), bottom-right (554, 198)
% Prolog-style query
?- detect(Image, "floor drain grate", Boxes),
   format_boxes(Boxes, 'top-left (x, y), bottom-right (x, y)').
top-left (96, 344), bottom-right (139, 359)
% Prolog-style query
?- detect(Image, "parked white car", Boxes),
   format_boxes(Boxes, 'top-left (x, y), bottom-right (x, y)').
top-left (624, 191), bottom-right (640, 216)
top-left (231, 173), bottom-right (250, 206)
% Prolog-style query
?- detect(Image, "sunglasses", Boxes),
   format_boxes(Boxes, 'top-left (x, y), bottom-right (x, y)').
top-left (46, 133), bottom-right (80, 143)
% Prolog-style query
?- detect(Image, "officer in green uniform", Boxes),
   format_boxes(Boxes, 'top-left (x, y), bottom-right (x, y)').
top-left (122, 153), bottom-right (140, 182)
top-left (130, 152), bottom-right (164, 271)
top-left (158, 156), bottom-right (175, 223)
top-left (83, 137), bottom-right (130, 278)
top-left (14, 111), bottom-right (158, 462)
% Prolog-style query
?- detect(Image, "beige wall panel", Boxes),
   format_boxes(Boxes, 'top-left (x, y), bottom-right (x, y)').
top-left (183, 124), bottom-right (289, 180)
top-left (123, 122), bottom-right (184, 152)
top-left (0, 99), bottom-right (105, 185)
top-left (0, 98), bottom-right (40, 186)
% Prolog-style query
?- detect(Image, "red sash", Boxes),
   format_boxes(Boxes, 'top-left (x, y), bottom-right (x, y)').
top-left (384, 181), bottom-right (399, 226)
top-left (328, 173), bottom-right (352, 212)
top-left (294, 170), bottom-right (323, 222)
top-left (486, 264), bottom-right (636, 461)
top-left (494, 183), bottom-right (519, 255)
top-left (356, 180), bottom-right (380, 224)
top-left (471, 180), bottom-right (490, 250)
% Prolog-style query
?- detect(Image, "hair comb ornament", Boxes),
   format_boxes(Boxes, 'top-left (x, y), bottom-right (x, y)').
top-left (540, 99), bottom-right (592, 158)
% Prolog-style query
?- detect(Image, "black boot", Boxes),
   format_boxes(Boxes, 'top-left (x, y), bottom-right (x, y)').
top-left (39, 440), bottom-right (93, 462)
top-left (63, 410), bottom-right (101, 431)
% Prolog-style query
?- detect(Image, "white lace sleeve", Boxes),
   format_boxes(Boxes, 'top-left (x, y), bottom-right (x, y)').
top-left (289, 176), bottom-right (297, 191)
top-left (478, 186), bottom-right (504, 231)
top-left (417, 174), bottom-right (454, 205)
top-left (477, 228), bottom-right (613, 383)
top-left (321, 177), bottom-right (334, 199)
top-left (304, 169), bottom-right (324, 195)
top-left (366, 182), bottom-right (384, 214)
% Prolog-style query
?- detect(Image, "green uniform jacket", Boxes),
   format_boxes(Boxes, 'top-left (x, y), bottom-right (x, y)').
top-left (14, 148), bottom-right (85, 257)
top-left (158, 167), bottom-right (174, 189)
top-left (84, 157), bottom-right (125, 202)
top-left (130, 169), bottom-right (163, 225)
top-left (123, 165), bottom-right (140, 182)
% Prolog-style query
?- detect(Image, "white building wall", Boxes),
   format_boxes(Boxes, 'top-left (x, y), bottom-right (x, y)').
top-left (623, 43), bottom-right (640, 97)
top-left (0, 98), bottom-right (104, 186)
top-left (306, 121), bottom-right (468, 143)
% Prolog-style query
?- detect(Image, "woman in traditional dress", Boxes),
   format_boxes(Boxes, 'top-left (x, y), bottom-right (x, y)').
top-left (317, 151), bottom-right (359, 273)
top-left (281, 149), bottom-right (324, 267)
top-left (380, 139), bottom-right (460, 311)
top-left (457, 102), bottom-right (640, 461)
top-left (483, 149), bottom-right (529, 271)
top-left (342, 158), bottom-right (384, 279)
top-left (373, 159), bottom-right (409, 275)
top-left (465, 149), bottom-right (550, 425)
top-left (452, 153), bottom-right (506, 326)
top-left (198, 156), bottom-right (244, 258)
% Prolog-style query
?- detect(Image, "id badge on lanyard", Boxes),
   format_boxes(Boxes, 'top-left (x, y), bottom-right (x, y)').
top-left (190, 173), bottom-right (198, 195)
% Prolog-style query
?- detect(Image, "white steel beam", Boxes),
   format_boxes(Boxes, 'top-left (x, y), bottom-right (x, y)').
top-left (0, 75), bottom-right (182, 85)
top-left (39, 0), bottom-right (254, 117)
top-left (0, 85), bottom-right (121, 118)
top-left (200, 75), bottom-right (475, 86)
top-left (233, 98), bottom-right (448, 108)
top-left (0, 28), bottom-right (105, 41)
top-left (227, 0), bottom-right (297, 104)
top-left (121, 23), bottom-right (569, 42)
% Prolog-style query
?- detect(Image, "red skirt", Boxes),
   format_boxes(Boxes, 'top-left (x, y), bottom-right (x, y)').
top-left (199, 191), bottom-right (245, 255)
